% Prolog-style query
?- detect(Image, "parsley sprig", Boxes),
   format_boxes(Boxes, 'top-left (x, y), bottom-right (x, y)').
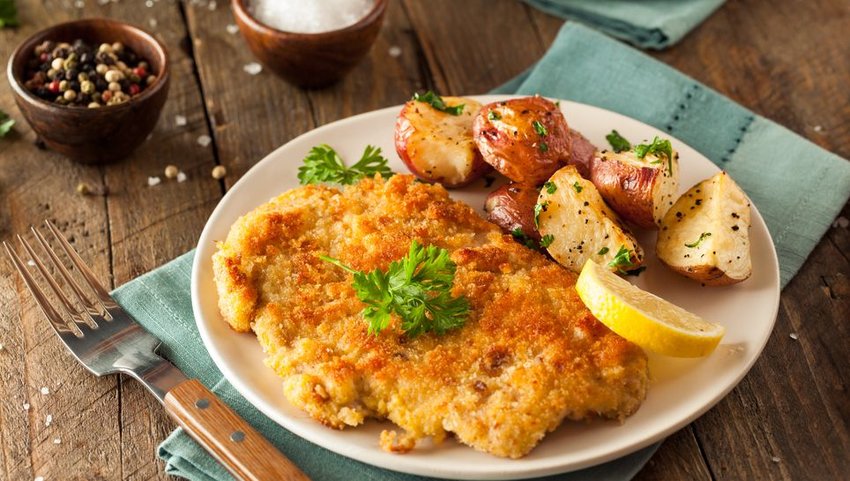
top-left (0, 110), bottom-right (14, 137)
top-left (606, 130), bottom-right (631, 153)
top-left (685, 232), bottom-right (712, 248)
top-left (320, 241), bottom-right (470, 337)
top-left (297, 144), bottom-right (393, 186)
top-left (0, 0), bottom-right (19, 28)
top-left (607, 245), bottom-right (638, 274)
top-left (635, 136), bottom-right (673, 175)
top-left (412, 91), bottom-right (464, 116)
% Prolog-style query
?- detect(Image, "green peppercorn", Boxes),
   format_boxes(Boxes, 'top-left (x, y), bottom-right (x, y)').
top-left (77, 72), bottom-right (89, 82)
top-left (59, 80), bottom-right (69, 92)
top-left (80, 80), bottom-right (95, 94)
top-left (63, 89), bottom-right (77, 101)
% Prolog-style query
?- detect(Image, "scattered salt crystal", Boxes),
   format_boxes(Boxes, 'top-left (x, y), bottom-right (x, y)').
top-left (27, 260), bottom-right (36, 267)
top-left (388, 46), bottom-right (402, 58)
top-left (813, 125), bottom-right (823, 132)
top-left (251, 0), bottom-right (374, 34)
top-left (771, 456), bottom-right (780, 463)
top-left (175, 115), bottom-right (187, 126)
top-left (40, 386), bottom-right (50, 395)
top-left (789, 333), bottom-right (798, 340)
top-left (45, 414), bottom-right (53, 426)
top-left (226, 24), bottom-right (239, 35)
top-left (145, 0), bottom-right (153, 7)
top-left (0, 343), bottom-right (4, 351)
top-left (197, 135), bottom-right (212, 147)
top-left (23, 402), bottom-right (30, 411)
top-left (53, 437), bottom-right (61, 444)
top-left (149, 18), bottom-right (158, 29)
top-left (34, 477), bottom-right (44, 481)
top-left (74, 0), bottom-right (85, 8)
top-left (176, 172), bottom-right (188, 183)
top-left (833, 216), bottom-right (849, 228)
top-left (208, 1), bottom-right (217, 10)
top-left (243, 62), bottom-right (263, 75)
top-left (147, 176), bottom-right (162, 187)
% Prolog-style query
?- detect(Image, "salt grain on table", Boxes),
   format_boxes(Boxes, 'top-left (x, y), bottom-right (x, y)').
top-left (197, 135), bottom-right (212, 147)
top-left (790, 333), bottom-right (798, 340)
top-left (45, 414), bottom-right (53, 427)
top-left (22, 403), bottom-right (30, 411)
top-left (226, 24), bottom-right (239, 34)
top-left (243, 62), bottom-right (263, 75)
top-left (40, 387), bottom-right (49, 395)
top-left (27, 260), bottom-right (36, 267)
top-left (34, 476), bottom-right (44, 481)
top-left (175, 115), bottom-right (187, 127)
top-left (147, 176), bottom-right (162, 187)
top-left (388, 46), bottom-right (402, 57)
top-left (53, 438), bottom-right (61, 445)
top-left (771, 456), bottom-right (781, 463)
top-left (813, 125), bottom-right (824, 132)
top-left (177, 171), bottom-right (188, 183)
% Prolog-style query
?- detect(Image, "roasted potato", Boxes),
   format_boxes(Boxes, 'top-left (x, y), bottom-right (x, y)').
top-left (484, 183), bottom-right (541, 241)
top-left (657, 171), bottom-right (752, 285)
top-left (567, 129), bottom-right (597, 179)
top-left (537, 165), bottom-right (644, 273)
top-left (590, 145), bottom-right (679, 229)
top-left (473, 96), bottom-right (571, 185)
top-left (394, 96), bottom-right (489, 187)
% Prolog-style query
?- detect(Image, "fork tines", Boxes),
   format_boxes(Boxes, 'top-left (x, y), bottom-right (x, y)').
top-left (3, 220), bottom-right (113, 338)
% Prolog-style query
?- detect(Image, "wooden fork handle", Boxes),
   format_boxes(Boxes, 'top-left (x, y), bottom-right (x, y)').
top-left (164, 379), bottom-right (310, 481)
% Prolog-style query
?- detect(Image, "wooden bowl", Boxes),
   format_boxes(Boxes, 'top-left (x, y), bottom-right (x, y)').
top-left (232, 0), bottom-right (387, 88)
top-left (7, 18), bottom-right (170, 164)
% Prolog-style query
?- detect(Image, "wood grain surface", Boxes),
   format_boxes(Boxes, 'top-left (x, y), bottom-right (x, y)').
top-left (0, 0), bottom-right (847, 480)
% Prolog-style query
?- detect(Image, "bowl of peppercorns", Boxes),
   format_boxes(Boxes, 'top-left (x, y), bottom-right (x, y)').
top-left (7, 18), bottom-right (170, 164)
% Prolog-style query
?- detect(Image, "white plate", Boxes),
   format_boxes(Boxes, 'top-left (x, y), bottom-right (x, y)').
top-left (192, 96), bottom-right (780, 480)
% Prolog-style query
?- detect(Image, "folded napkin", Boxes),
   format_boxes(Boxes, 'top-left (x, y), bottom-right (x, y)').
top-left (522, 0), bottom-right (725, 49)
top-left (112, 21), bottom-right (850, 481)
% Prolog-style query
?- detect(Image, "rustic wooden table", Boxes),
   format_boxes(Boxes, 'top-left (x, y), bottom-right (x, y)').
top-left (1, 1), bottom-right (847, 480)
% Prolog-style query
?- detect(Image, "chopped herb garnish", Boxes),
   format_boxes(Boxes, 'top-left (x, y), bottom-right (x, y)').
top-left (635, 136), bottom-right (673, 174)
top-left (539, 234), bottom-right (555, 249)
top-left (605, 130), bottom-right (631, 153)
top-left (412, 91), bottom-right (464, 116)
top-left (597, 246), bottom-right (609, 256)
top-left (0, 110), bottom-right (14, 137)
top-left (533, 201), bottom-right (549, 229)
top-left (685, 232), bottom-right (712, 248)
top-left (532, 120), bottom-right (548, 136)
top-left (511, 228), bottom-right (538, 250)
top-left (607, 245), bottom-right (637, 274)
top-left (538, 141), bottom-right (549, 152)
top-left (572, 181), bottom-right (583, 193)
top-left (297, 144), bottom-right (394, 185)
top-left (320, 240), bottom-right (469, 337)
top-left (488, 110), bottom-right (501, 121)
top-left (0, 0), bottom-right (19, 28)
top-left (543, 181), bottom-right (557, 194)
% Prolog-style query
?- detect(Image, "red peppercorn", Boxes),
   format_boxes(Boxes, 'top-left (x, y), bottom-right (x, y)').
top-left (129, 84), bottom-right (141, 95)
top-left (39, 53), bottom-right (49, 62)
top-left (48, 79), bottom-right (61, 93)
top-left (101, 90), bottom-right (112, 102)
top-left (133, 67), bottom-right (147, 78)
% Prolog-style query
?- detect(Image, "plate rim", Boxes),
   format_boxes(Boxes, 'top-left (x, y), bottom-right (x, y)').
top-left (191, 95), bottom-right (781, 479)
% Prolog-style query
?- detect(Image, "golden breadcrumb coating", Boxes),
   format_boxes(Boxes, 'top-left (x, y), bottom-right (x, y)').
top-left (213, 174), bottom-right (648, 458)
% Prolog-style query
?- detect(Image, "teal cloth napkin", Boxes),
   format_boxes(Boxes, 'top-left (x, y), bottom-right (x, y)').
top-left (111, 21), bottom-right (850, 481)
top-left (522, 0), bottom-right (725, 49)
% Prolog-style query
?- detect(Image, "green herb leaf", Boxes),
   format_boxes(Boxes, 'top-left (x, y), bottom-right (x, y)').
top-left (511, 228), bottom-right (538, 250)
top-left (533, 201), bottom-right (549, 229)
top-left (607, 245), bottom-right (637, 274)
top-left (539, 234), bottom-right (555, 249)
top-left (538, 141), bottom-right (549, 152)
top-left (635, 136), bottom-right (673, 175)
top-left (597, 246), bottom-right (609, 256)
top-left (605, 130), bottom-right (631, 153)
top-left (0, 110), bottom-right (14, 137)
top-left (543, 181), bottom-right (557, 194)
top-left (532, 120), bottom-right (548, 137)
top-left (298, 144), bottom-right (393, 186)
top-left (321, 241), bottom-right (470, 337)
top-left (488, 110), bottom-right (501, 121)
top-left (0, 0), bottom-right (19, 28)
top-left (572, 181), bottom-right (583, 193)
top-left (684, 232), bottom-right (712, 248)
top-left (412, 91), bottom-right (464, 116)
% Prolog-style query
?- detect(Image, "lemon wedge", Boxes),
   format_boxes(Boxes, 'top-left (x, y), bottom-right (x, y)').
top-left (575, 259), bottom-right (725, 357)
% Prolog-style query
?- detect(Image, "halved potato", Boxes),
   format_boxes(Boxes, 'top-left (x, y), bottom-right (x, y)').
top-left (657, 171), bottom-right (752, 285)
top-left (394, 96), bottom-right (489, 187)
top-left (537, 165), bottom-right (644, 273)
top-left (567, 129), bottom-right (597, 179)
top-left (473, 96), bottom-right (571, 185)
top-left (590, 147), bottom-right (679, 229)
top-left (484, 183), bottom-right (540, 240)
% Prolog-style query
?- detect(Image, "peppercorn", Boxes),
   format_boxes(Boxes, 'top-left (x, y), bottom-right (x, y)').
top-left (63, 90), bottom-right (76, 101)
top-left (76, 182), bottom-right (92, 195)
top-left (80, 80), bottom-right (95, 94)
top-left (164, 165), bottom-right (179, 179)
top-left (108, 81), bottom-right (121, 92)
top-left (50, 57), bottom-right (64, 70)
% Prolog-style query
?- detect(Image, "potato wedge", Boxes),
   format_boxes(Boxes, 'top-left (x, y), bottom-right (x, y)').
top-left (590, 147), bottom-right (679, 229)
top-left (484, 182), bottom-right (541, 241)
top-left (537, 165), bottom-right (644, 273)
top-left (394, 96), bottom-right (489, 187)
top-left (657, 171), bottom-right (752, 285)
top-left (473, 96), bottom-right (571, 185)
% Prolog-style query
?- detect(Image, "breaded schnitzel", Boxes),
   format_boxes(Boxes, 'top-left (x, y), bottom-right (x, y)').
top-left (213, 174), bottom-right (648, 458)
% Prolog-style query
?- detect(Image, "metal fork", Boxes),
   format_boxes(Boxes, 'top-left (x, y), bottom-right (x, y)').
top-left (4, 220), bottom-right (309, 481)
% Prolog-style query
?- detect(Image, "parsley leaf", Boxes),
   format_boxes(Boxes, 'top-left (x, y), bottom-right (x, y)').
top-left (412, 91), bottom-right (464, 116)
top-left (0, 0), bottom-right (18, 28)
top-left (297, 144), bottom-right (393, 186)
top-left (606, 130), bottom-right (631, 153)
top-left (538, 141), bottom-right (549, 152)
top-left (511, 228), bottom-right (538, 250)
top-left (597, 246), bottom-right (609, 256)
top-left (572, 181), bottom-right (583, 193)
top-left (635, 136), bottom-right (673, 174)
top-left (488, 110), bottom-right (501, 121)
top-left (533, 201), bottom-right (549, 229)
top-left (320, 241), bottom-right (470, 337)
top-left (0, 110), bottom-right (14, 137)
top-left (685, 232), bottom-right (712, 248)
top-left (532, 120), bottom-right (548, 136)
top-left (607, 245), bottom-right (637, 274)
top-left (539, 234), bottom-right (555, 249)
top-left (543, 181), bottom-right (557, 194)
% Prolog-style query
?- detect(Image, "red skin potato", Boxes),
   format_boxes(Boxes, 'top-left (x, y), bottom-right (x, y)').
top-left (484, 182), bottom-right (541, 240)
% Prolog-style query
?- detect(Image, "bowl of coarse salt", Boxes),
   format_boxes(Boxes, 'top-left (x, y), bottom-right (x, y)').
top-left (232, 0), bottom-right (387, 88)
